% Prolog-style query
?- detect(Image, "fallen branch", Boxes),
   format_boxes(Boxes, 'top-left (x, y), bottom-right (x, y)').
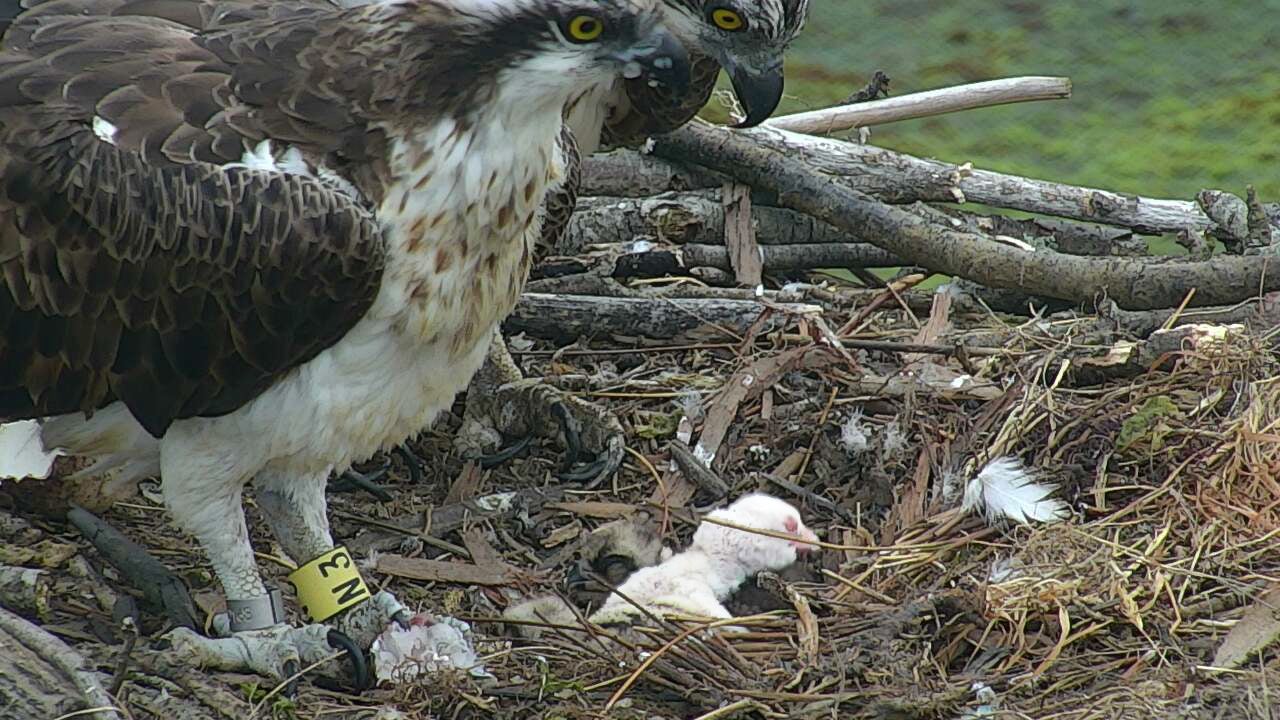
top-left (654, 123), bottom-right (1280, 309)
top-left (568, 193), bottom-right (1148, 263)
top-left (597, 130), bottom-right (1278, 241)
top-left (580, 151), bottom-right (723, 198)
top-left (768, 76), bottom-right (1073, 136)
top-left (0, 605), bottom-right (120, 720)
top-left (504, 293), bottom-right (819, 342)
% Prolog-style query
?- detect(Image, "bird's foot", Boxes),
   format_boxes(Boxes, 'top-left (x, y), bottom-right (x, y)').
top-left (170, 591), bottom-right (409, 689)
top-left (165, 623), bottom-right (361, 688)
top-left (331, 590), bottom-right (411, 649)
top-left (460, 378), bottom-right (624, 487)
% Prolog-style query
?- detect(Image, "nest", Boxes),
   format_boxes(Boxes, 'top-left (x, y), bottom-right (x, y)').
top-left (4, 294), bottom-right (1280, 720)
top-left (347, 305), bottom-right (1279, 719)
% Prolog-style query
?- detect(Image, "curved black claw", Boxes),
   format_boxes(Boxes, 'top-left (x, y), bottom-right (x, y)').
top-left (552, 402), bottom-right (584, 471)
top-left (331, 459), bottom-right (394, 502)
top-left (559, 455), bottom-right (614, 487)
top-left (551, 401), bottom-right (615, 488)
top-left (281, 658), bottom-right (301, 698)
top-left (392, 445), bottom-right (426, 486)
top-left (477, 435), bottom-right (533, 468)
top-left (327, 629), bottom-right (372, 691)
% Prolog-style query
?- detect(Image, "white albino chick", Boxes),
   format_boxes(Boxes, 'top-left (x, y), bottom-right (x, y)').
top-left (590, 493), bottom-right (818, 624)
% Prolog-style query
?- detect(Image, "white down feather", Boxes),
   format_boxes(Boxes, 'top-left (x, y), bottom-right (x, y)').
top-left (961, 456), bottom-right (1069, 526)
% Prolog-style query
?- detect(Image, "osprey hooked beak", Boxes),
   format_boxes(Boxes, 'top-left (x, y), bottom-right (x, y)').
top-left (610, 26), bottom-right (691, 95)
top-left (724, 55), bottom-right (785, 128)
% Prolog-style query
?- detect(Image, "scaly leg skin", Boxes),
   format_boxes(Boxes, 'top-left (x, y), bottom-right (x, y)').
top-left (455, 329), bottom-right (625, 487)
top-left (156, 450), bottom-right (309, 680)
top-left (255, 468), bottom-right (409, 648)
top-left (163, 459), bottom-right (405, 685)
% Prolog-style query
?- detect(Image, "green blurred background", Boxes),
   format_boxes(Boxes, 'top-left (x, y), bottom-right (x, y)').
top-left (715, 1), bottom-right (1279, 201)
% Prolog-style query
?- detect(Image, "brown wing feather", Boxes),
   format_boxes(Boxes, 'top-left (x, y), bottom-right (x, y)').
top-left (1, 4), bottom-right (386, 195)
top-left (0, 6), bottom-right (385, 436)
top-left (0, 123), bottom-right (384, 436)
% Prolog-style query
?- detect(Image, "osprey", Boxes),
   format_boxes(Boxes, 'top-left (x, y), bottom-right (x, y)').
top-left (462, 0), bottom-right (811, 480)
top-left (0, 0), bottom-right (688, 680)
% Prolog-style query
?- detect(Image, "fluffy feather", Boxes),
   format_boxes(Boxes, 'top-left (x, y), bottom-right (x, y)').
top-left (962, 457), bottom-right (1069, 526)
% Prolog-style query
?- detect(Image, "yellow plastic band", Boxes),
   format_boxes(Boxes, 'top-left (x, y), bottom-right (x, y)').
top-left (288, 546), bottom-right (371, 623)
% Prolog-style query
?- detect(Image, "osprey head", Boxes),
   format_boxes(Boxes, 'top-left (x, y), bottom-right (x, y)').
top-left (667, 0), bottom-right (810, 126)
top-left (448, 0), bottom-right (691, 101)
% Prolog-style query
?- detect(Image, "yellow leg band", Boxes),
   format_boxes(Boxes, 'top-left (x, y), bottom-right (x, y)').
top-left (288, 546), bottom-right (371, 623)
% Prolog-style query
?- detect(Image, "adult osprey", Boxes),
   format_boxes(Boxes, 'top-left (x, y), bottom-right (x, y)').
top-left (0, 0), bottom-right (688, 680)
top-left (463, 0), bottom-right (811, 480)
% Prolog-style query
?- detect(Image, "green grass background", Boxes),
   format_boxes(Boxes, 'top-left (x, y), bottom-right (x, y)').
top-left (714, 1), bottom-right (1279, 202)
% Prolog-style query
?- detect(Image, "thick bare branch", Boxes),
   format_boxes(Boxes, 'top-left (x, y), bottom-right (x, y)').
top-left (579, 152), bottom-right (723, 198)
top-left (504, 293), bottom-right (816, 341)
top-left (654, 123), bottom-right (1280, 309)
top-left (567, 193), bottom-right (1148, 261)
top-left (768, 76), bottom-right (1073, 136)
top-left (597, 130), bottom-right (1279, 240)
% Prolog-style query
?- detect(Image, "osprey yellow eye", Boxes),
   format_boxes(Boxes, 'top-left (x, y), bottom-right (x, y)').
top-left (566, 14), bottom-right (604, 42)
top-left (710, 8), bottom-right (745, 31)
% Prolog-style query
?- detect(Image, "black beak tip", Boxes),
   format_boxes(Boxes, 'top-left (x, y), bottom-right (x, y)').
top-left (729, 64), bottom-right (786, 128)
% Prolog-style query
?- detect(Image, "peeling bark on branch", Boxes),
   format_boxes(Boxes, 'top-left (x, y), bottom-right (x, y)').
top-left (589, 135), bottom-right (1280, 242)
top-left (504, 293), bottom-right (815, 342)
top-left (0, 607), bottom-right (119, 720)
top-left (654, 123), bottom-right (1280, 310)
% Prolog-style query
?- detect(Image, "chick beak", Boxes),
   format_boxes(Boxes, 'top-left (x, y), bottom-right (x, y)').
top-left (612, 27), bottom-right (691, 96)
top-left (790, 527), bottom-right (819, 555)
top-left (725, 57), bottom-right (785, 127)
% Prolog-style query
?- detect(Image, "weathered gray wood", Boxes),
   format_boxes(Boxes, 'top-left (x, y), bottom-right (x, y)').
top-left (653, 123), bottom-right (1280, 310)
top-left (504, 293), bottom-right (816, 342)
top-left (0, 607), bottom-right (119, 720)
top-left (580, 151), bottom-right (723, 198)
top-left (0, 564), bottom-right (51, 619)
top-left (767, 76), bottom-right (1073, 135)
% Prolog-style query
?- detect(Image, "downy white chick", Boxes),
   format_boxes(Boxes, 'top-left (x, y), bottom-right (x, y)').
top-left (590, 493), bottom-right (818, 625)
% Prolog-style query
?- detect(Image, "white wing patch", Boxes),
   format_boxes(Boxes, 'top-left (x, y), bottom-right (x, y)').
top-left (92, 116), bottom-right (119, 145)
top-left (224, 139), bottom-right (280, 172)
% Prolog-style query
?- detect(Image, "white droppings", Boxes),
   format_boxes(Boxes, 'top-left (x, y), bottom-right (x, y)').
top-left (692, 442), bottom-right (715, 466)
top-left (475, 491), bottom-right (516, 512)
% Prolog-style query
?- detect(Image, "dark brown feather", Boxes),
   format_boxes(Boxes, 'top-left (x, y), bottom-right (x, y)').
top-left (0, 3), bottom-right (392, 435)
top-left (0, 126), bottom-right (385, 436)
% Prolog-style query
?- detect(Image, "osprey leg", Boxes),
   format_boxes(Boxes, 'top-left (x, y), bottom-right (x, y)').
top-left (255, 469), bottom-right (335, 565)
top-left (256, 469), bottom-right (410, 644)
